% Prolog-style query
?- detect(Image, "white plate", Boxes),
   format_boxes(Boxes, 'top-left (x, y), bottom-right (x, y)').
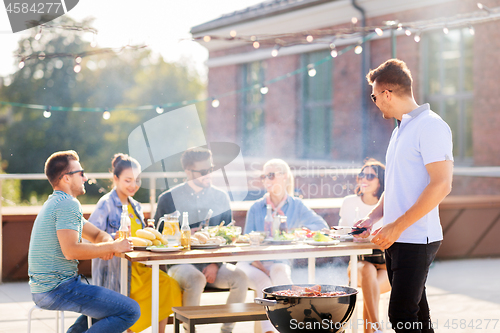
top-left (147, 246), bottom-right (183, 252)
top-left (265, 239), bottom-right (296, 245)
top-left (190, 244), bottom-right (222, 249)
top-left (305, 239), bottom-right (340, 246)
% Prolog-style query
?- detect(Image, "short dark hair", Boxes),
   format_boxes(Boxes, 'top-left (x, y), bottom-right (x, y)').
top-left (181, 147), bottom-right (212, 170)
top-left (355, 158), bottom-right (385, 200)
top-left (366, 59), bottom-right (413, 97)
top-left (111, 153), bottom-right (140, 178)
top-left (44, 150), bottom-right (79, 187)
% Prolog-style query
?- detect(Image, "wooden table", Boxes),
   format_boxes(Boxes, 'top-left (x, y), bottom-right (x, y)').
top-left (120, 241), bottom-right (377, 333)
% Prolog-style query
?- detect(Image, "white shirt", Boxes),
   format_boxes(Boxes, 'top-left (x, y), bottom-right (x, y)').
top-left (339, 194), bottom-right (383, 231)
top-left (384, 104), bottom-right (453, 244)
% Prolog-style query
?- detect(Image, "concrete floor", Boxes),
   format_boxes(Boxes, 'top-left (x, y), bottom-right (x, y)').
top-left (1, 258), bottom-right (499, 333)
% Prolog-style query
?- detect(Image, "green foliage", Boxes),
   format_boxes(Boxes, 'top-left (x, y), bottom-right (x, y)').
top-left (0, 16), bottom-right (205, 204)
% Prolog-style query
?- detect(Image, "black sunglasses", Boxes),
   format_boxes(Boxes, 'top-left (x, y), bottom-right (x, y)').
top-left (370, 89), bottom-right (392, 103)
top-left (358, 172), bottom-right (377, 181)
top-left (60, 169), bottom-right (85, 179)
top-left (189, 167), bottom-right (213, 176)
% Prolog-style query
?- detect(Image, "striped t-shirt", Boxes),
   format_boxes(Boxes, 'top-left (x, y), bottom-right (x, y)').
top-left (28, 190), bottom-right (86, 293)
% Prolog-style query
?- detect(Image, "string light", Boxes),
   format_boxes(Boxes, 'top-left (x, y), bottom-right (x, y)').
top-left (414, 32), bottom-right (421, 43)
top-left (74, 64), bottom-right (81, 73)
top-left (253, 41), bottom-right (260, 49)
top-left (18, 61), bottom-right (25, 69)
top-left (230, 30), bottom-right (237, 37)
top-left (443, 25), bottom-right (449, 34)
top-left (271, 45), bottom-right (280, 57)
top-left (211, 99), bottom-right (220, 108)
top-left (38, 52), bottom-right (46, 60)
top-left (102, 110), bottom-right (111, 120)
top-left (469, 25), bottom-right (475, 35)
top-left (375, 28), bottom-right (384, 36)
top-left (397, 23), bottom-right (403, 30)
top-left (307, 64), bottom-right (316, 77)
top-left (405, 29), bottom-right (412, 36)
top-left (203, 35), bottom-right (211, 42)
top-left (75, 56), bottom-right (82, 64)
top-left (156, 106), bottom-right (164, 114)
top-left (351, 17), bottom-right (358, 24)
top-left (477, 3), bottom-right (491, 14)
top-left (354, 45), bottom-right (363, 54)
top-left (306, 35), bottom-right (314, 42)
top-left (330, 42), bottom-right (338, 58)
top-left (34, 28), bottom-right (42, 41)
top-left (43, 107), bottom-right (51, 118)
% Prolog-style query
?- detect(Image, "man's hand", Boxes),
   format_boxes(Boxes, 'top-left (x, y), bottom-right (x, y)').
top-left (370, 222), bottom-right (404, 250)
top-left (353, 217), bottom-right (375, 239)
top-left (251, 261), bottom-right (270, 276)
top-left (203, 263), bottom-right (219, 284)
top-left (113, 238), bottom-right (133, 254)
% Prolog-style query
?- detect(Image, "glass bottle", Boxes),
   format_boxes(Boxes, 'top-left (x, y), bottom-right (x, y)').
top-left (279, 215), bottom-right (288, 235)
top-left (273, 215), bottom-right (281, 238)
top-left (147, 218), bottom-right (156, 228)
top-left (180, 212), bottom-right (191, 250)
top-left (118, 205), bottom-right (131, 239)
top-left (264, 205), bottom-right (273, 238)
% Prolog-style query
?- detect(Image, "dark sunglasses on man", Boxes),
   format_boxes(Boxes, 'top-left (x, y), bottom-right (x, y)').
top-left (370, 89), bottom-right (392, 103)
top-left (59, 169), bottom-right (85, 179)
top-left (189, 167), bottom-right (214, 176)
top-left (357, 172), bottom-right (377, 181)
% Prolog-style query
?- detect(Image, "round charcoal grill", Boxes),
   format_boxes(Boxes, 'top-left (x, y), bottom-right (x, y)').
top-left (255, 284), bottom-right (358, 333)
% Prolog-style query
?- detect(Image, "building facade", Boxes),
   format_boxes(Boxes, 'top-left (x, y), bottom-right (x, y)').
top-left (192, 0), bottom-right (500, 196)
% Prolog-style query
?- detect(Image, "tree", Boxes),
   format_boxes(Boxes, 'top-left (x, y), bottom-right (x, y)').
top-left (0, 16), bottom-right (205, 204)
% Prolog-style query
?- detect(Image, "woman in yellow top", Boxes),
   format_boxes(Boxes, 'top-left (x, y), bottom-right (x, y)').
top-left (89, 153), bottom-right (182, 333)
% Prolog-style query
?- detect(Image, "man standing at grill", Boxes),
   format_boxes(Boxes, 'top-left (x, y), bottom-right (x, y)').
top-left (28, 150), bottom-right (140, 332)
top-left (356, 59), bottom-right (453, 333)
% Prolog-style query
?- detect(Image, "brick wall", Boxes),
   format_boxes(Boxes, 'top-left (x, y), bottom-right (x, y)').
top-left (203, 0), bottom-right (500, 196)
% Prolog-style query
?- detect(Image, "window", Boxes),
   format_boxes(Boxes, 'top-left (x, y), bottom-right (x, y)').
top-left (241, 61), bottom-right (266, 156)
top-left (423, 28), bottom-right (474, 163)
top-left (300, 50), bottom-right (333, 159)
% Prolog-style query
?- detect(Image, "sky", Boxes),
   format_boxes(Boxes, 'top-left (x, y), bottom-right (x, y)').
top-left (0, 0), bottom-right (264, 78)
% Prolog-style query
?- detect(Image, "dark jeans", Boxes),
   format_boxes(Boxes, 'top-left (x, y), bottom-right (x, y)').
top-left (385, 241), bottom-right (441, 333)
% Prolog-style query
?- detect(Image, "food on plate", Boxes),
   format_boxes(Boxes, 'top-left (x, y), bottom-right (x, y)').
top-left (136, 229), bottom-right (156, 240)
top-left (191, 232), bottom-right (226, 246)
top-left (192, 232), bottom-right (209, 244)
top-left (208, 225), bottom-right (242, 244)
top-left (131, 228), bottom-right (168, 248)
top-left (313, 232), bottom-right (334, 242)
top-left (272, 285), bottom-right (347, 297)
top-left (273, 231), bottom-right (295, 241)
top-left (144, 227), bottom-right (162, 239)
top-left (235, 235), bottom-right (250, 243)
top-left (130, 236), bottom-right (152, 247)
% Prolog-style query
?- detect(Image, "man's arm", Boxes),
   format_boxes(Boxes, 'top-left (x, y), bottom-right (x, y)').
top-left (58, 222), bottom-right (132, 260)
top-left (371, 160), bottom-right (453, 249)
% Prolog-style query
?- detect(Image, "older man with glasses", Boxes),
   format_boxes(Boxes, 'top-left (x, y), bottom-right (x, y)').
top-left (153, 147), bottom-right (248, 333)
top-left (28, 150), bottom-right (140, 332)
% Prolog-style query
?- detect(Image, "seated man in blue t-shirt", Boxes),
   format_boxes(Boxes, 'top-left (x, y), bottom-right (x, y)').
top-left (28, 150), bottom-right (140, 332)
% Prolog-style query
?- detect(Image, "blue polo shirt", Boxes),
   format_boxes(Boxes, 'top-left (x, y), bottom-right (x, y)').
top-left (384, 104), bottom-right (453, 244)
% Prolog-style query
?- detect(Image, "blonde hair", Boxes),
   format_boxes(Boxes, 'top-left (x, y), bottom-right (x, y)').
top-left (263, 158), bottom-right (294, 196)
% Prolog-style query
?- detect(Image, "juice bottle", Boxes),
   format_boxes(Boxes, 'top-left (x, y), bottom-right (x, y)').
top-left (180, 212), bottom-right (191, 250)
top-left (118, 205), bottom-right (131, 239)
